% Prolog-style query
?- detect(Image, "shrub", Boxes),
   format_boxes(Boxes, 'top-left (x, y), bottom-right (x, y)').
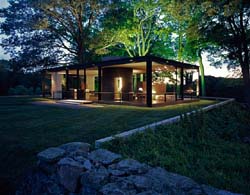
top-left (34, 87), bottom-right (42, 95)
top-left (8, 85), bottom-right (32, 95)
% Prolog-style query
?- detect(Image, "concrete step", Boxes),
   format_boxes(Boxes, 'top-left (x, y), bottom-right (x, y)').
top-left (57, 99), bottom-right (93, 105)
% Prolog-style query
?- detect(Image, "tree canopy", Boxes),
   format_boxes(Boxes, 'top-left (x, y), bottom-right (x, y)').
top-left (95, 0), bottom-right (163, 57)
top-left (200, 0), bottom-right (250, 104)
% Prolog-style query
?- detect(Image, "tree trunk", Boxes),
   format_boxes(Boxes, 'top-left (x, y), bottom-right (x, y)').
top-left (177, 31), bottom-right (183, 61)
top-left (197, 50), bottom-right (206, 96)
top-left (76, 43), bottom-right (85, 99)
top-left (241, 17), bottom-right (250, 107)
top-left (241, 63), bottom-right (250, 107)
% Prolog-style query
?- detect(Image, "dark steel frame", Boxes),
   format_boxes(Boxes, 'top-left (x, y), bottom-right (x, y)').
top-left (43, 55), bottom-right (199, 107)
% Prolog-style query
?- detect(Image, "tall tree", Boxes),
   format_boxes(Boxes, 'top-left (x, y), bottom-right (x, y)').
top-left (0, 0), bottom-right (61, 70)
top-left (161, 0), bottom-right (209, 96)
top-left (96, 0), bottom-right (162, 57)
top-left (181, 1), bottom-right (217, 97)
top-left (161, 0), bottom-right (194, 61)
top-left (37, 0), bottom-right (106, 65)
top-left (201, 0), bottom-right (250, 105)
top-left (0, 0), bottom-right (106, 68)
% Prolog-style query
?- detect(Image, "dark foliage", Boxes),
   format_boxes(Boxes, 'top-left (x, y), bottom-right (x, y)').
top-left (205, 76), bottom-right (244, 101)
top-left (0, 0), bottom-right (62, 70)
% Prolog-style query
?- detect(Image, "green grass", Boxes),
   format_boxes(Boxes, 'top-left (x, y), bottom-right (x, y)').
top-left (0, 96), bottom-right (216, 194)
top-left (104, 103), bottom-right (250, 195)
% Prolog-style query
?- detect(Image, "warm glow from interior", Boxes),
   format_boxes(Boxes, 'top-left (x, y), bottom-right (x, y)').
top-left (118, 77), bottom-right (122, 92)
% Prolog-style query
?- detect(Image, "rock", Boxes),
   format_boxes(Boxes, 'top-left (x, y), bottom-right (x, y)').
top-left (60, 142), bottom-right (90, 156)
top-left (201, 185), bottom-right (243, 195)
top-left (74, 156), bottom-right (93, 170)
top-left (170, 173), bottom-right (202, 194)
top-left (45, 180), bottom-right (65, 195)
top-left (81, 166), bottom-right (109, 190)
top-left (88, 149), bottom-right (122, 165)
top-left (125, 175), bottom-right (152, 190)
top-left (201, 185), bottom-right (219, 195)
top-left (37, 147), bottom-right (65, 163)
top-left (110, 159), bottom-right (149, 174)
top-left (145, 167), bottom-right (185, 194)
top-left (57, 157), bottom-right (85, 192)
top-left (83, 159), bottom-right (92, 170)
top-left (108, 168), bottom-right (125, 176)
top-left (108, 177), bottom-right (135, 191)
top-left (136, 191), bottom-right (161, 195)
top-left (58, 157), bottom-right (85, 168)
top-left (80, 186), bottom-right (98, 195)
top-left (18, 142), bottom-right (246, 195)
top-left (99, 182), bottom-right (137, 195)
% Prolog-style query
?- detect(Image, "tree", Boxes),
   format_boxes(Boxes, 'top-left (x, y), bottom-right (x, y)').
top-left (0, 0), bottom-right (61, 70)
top-left (1, 0), bottom-right (107, 68)
top-left (161, 0), bottom-right (209, 96)
top-left (37, 0), bottom-right (106, 65)
top-left (182, 2), bottom-right (216, 97)
top-left (161, 0), bottom-right (194, 61)
top-left (96, 0), bottom-right (162, 57)
top-left (201, 0), bottom-right (250, 105)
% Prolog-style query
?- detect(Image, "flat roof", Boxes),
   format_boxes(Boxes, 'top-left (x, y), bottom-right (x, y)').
top-left (45, 55), bottom-right (199, 72)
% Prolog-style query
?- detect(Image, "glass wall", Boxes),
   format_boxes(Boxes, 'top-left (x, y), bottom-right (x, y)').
top-left (152, 64), bottom-right (176, 104)
top-left (132, 73), bottom-right (146, 103)
top-left (52, 62), bottom-right (199, 106)
top-left (183, 69), bottom-right (199, 99)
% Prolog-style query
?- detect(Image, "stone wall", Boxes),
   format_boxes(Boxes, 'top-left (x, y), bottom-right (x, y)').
top-left (16, 142), bottom-right (243, 195)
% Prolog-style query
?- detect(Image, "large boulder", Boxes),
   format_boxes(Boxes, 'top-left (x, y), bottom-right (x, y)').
top-left (100, 182), bottom-right (137, 195)
top-left (57, 157), bottom-right (85, 192)
top-left (59, 142), bottom-right (90, 156)
top-left (136, 191), bottom-right (162, 195)
top-left (37, 147), bottom-right (65, 163)
top-left (81, 166), bottom-right (109, 190)
top-left (88, 149), bottom-right (121, 165)
top-left (125, 175), bottom-right (152, 191)
top-left (73, 156), bottom-right (93, 171)
top-left (145, 167), bottom-right (202, 194)
top-left (109, 159), bottom-right (149, 175)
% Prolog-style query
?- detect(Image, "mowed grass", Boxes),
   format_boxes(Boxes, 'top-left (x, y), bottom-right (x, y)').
top-left (0, 96), bottom-right (215, 194)
top-left (104, 103), bottom-right (250, 195)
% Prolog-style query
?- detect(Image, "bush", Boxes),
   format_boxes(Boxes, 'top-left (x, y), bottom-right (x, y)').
top-left (205, 76), bottom-right (244, 101)
top-left (34, 87), bottom-right (42, 95)
top-left (8, 85), bottom-right (33, 95)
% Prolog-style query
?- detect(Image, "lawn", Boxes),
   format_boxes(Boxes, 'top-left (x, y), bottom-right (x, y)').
top-left (0, 96), bottom-right (216, 194)
top-left (104, 102), bottom-right (250, 195)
